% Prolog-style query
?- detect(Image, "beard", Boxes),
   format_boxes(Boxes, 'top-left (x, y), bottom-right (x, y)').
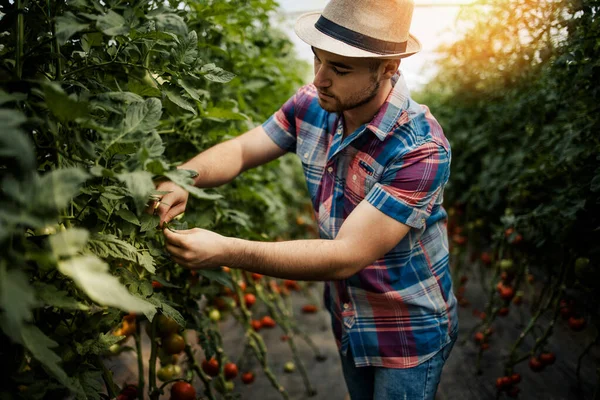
top-left (317, 77), bottom-right (380, 113)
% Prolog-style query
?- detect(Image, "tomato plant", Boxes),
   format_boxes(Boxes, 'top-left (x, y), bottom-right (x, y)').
top-left (0, 0), bottom-right (324, 399)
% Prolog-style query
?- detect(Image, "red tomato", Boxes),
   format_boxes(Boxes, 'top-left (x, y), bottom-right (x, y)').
top-left (201, 358), bottom-right (219, 377)
top-left (260, 316), bottom-right (276, 328)
top-left (511, 373), bottom-right (521, 384)
top-left (241, 372), bottom-right (255, 385)
top-left (539, 352), bottom-right (556, 365)
top-left (568, 316), bottom-right (587, 332)
top-left (170, 381), bottom-right (196, 400)
top-left (499, 286), bottom-right (515, 301)
top-left (498, 307), bottom-right (510, 317)
top-left (480, 252), bottom-right (492, 265)
top-left (301, 304), bottom-right (318, 314)
top-left (244, 293), bottom-right (256, 308)
top-left (152, 280), bottom-right (163, 289)
top-left (251, 319), bottom-right (262, 331)
top-left (251, 273), bottom-right (263, 281)
top-left (284, 280), bottom-right (300, 291)
top-left (528, 357), bottom-right (544, 372)
top-left (224, 362), bottom-right (238, 380)
top-left (474, 332), bottom-right (485, 343)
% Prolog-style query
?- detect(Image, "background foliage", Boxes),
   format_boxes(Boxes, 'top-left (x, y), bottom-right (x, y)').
top-left (418, 0), bottom-right (599, 295)
top-left (0, 0), bottom-right (312, 398)
top-left (416, 0), bottom-right (599, 394)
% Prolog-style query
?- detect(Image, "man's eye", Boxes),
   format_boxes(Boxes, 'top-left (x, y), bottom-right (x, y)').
top-left (332, 68), bottom-right (349, 76)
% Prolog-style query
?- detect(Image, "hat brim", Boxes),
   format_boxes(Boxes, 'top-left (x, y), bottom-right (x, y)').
top-left (295, 12), bottom-right (421, 59)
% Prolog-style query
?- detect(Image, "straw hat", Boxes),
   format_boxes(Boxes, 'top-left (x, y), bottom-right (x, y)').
top-left (295, 0), bottom-right (421, 59)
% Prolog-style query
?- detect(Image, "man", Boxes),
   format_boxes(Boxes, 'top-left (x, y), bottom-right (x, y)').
top-left (153, 0), bottom-right (458, 398)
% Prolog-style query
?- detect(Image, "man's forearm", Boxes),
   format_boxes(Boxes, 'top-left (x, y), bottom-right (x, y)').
top-left (223, 238), bottom-right (361, 281)
top-left (179, 139), bottom-right (244, 188)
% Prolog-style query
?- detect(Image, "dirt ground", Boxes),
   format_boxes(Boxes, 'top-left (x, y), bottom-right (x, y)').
top-left (107, 276), bottom-right (599, 400)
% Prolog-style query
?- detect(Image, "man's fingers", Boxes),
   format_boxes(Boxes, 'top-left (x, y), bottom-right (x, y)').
top-left (163, 227), bottom-right (186, 247)
top-left (165, 243), bottom-right (186, 257)
top-left (161, 203), bottom-right (186, 226)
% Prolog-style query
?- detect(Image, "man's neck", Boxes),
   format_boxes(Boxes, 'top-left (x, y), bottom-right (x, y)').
top-left (342, 79), bottom-right (393, 137)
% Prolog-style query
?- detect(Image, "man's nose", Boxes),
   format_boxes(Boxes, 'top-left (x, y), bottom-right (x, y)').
top-left (313, 66), bottom-right (331, 89)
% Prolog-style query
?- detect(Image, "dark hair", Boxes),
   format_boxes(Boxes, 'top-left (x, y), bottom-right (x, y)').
top-left (368, 59), bottom-right (383, 73)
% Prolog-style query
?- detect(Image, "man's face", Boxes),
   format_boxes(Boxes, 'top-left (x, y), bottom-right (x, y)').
top-left (312, 47), bottom-right (382, 113)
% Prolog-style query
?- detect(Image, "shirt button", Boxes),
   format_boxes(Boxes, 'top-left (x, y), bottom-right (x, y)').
top-left (327, 167), bottom-right (333, 173)
top-left (343, 303), bottom-right (350, 310)
top-left (352, 175), bottom-right (357, 181)
top-left (303, 152), bottom-right (309, 158)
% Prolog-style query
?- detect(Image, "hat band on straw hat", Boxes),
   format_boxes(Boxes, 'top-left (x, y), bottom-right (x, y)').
top-left (314, 16), bottom-right (408, 55)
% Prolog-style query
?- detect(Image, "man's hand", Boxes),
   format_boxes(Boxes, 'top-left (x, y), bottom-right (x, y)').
top-left (163, 227), bottom-right (230, 269)
top-left (148, 181), bottom-right (189, 226)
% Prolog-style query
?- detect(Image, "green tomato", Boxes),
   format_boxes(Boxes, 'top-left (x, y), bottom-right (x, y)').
top-left (157, 364), bottom-right (181, 382)
top-left (283, 361), bottom-right (295, 373)
top-left (499, 259), bottom-right (514, 270)
top-left (209, 309), bottom-right (221, 322)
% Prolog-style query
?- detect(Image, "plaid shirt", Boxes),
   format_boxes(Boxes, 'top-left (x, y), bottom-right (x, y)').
top-left (262, 73), bottom-right (458, 368)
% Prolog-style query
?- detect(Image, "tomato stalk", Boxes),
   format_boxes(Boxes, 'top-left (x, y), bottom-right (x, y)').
top-left (133, 322), bottom-right (145, 400)
top-left (256, 280), bottom-right (316, 396)
top-left (229, 270), bottom-right (289, 399)
top-left (148, 317), bottom-right (159, 400)
top-left (16, 0), bottom-right (24, 79)
top-left (96, 355), bottom-right (118, 399)
top-left (183, 344), bottom-right (215, 400)
top-left (48, 0), bottom-right (62, 80)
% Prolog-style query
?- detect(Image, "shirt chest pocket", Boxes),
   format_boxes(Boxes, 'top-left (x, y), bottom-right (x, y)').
top-left (297, 137), bottom-right (328, 200)
top-left (345, 154), bottom-right (380, 204)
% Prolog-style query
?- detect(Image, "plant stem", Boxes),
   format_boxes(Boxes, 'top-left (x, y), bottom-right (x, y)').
top-left (48, 0), bottom-right (62, 80)
top-left (16, 0), bottom-right (24, 79)
top-left (134, 322), bottom-right (145, 400)
top-left (97, 355), bottom-right (119, 399)
top-left (183, 344), bottom-right (215, 400)
top-left (148, 318), bottom-right (159, 400)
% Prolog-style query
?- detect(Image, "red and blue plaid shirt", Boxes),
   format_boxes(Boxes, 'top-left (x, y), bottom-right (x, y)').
top-left (262, 73), bottom-right (458, 368)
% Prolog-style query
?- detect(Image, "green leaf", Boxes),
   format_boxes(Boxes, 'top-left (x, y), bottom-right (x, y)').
top-left (140, 214), bottom-right (160, 232)
top-left (201, 63), bottom-right (236, 83)
top-left (49, 228), bottom-right (89, 258)
top-left (76, 371), bottom-right (103, 400)
top-left (33, 282), bottom-right (89, 311)
top-left (75, 332), bottom-right (124, 356)
top-left (43, 82), bottom-right (89, 123)
top-left (87, 233), bottom-right (156, 274)
top-left (0, 90), bottom-right (27, 105)
top-left (173, 30), bottom-right (198, 65)
top-left (164, 87), bottom-right (197, 115)
top-left (58, 255), bottom-right (156, 314)
top-left (203, 107), bottom-right (249, 122)
top-left (21, 325), bottom-right (83, 396)
top-left (178, 78), bottom-right (201, 101)
top-left (116, 209), bottom-right (141, 225)
top-left (96, 10), bottom-right (128, 36)
top-left (196, 268), bottom-right (233, 290)
top-left (122, 97), bottom-right (163, 134)
top-left (55, 12), bottom-right (89, 44)
top-left (0, 107), bottom-right (35, 172)
top-left (116, 170), bottom-right (155, 213)
top-left (35, 168), bottom-right (90, 212)
top-left (0, 264), bottom-right (39, 342)
top-left (144, 294), bottom-right (185, 328)
top-left (164, 170), bottom-right (222, 201)
top-left (81, 32), bottom-right (103, 52)
top-left (128, 79), bottom-right (161, 98)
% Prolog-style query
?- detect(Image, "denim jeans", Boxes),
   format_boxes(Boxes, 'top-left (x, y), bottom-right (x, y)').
top-left (339, 332), bottom-right (457, 400)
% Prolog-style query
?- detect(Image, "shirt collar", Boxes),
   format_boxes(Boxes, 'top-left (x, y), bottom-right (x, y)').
top-left (366, 72), bottom-right (411, 141)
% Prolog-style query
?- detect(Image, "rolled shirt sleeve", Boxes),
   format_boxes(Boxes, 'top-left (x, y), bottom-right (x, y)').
top-left (262, 91), bottom-right (299, 153)
top-left (365, 141), bottom-right (450, 229)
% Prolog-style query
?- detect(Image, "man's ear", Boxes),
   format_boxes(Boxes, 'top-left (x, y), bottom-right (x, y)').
top-left (382, 58), bottom-right (401, 79)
